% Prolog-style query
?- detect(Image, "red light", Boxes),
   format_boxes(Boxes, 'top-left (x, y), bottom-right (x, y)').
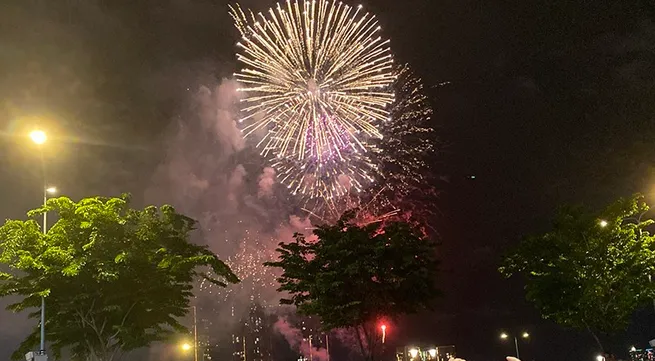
top-left (381, 324), bottom-right (387, 330)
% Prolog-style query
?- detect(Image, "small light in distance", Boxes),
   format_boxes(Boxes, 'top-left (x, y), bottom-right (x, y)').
top-left (630, 346), bottom-right (637, 352)
top-left (46, 187), bottom-right (57, 194)
top-left (428, 349), bottom-right (437, 358)
top-left (596, 355), bottom-right (605, 361)
top-left (408, 348), bottom-right (419, 358)
top-left (500, 333), bottom-right (509, 339)
top-left (181, 343), bottom-right (192, 351)
top-left (599, 220), bottom-right (608, 228)
top-left (522, 332), bottom-right (529, 338)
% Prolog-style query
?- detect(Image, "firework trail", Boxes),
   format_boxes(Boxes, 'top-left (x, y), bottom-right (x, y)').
top-left (230, 0), bottom-right (395, 200)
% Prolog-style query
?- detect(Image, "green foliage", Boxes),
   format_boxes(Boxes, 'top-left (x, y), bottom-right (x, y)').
top-left (0, 194), bottom-right (238, 361)
top-left (500, 194), bottom-right (655, 346)
top-left (266, 210), bottom-right (439, 360)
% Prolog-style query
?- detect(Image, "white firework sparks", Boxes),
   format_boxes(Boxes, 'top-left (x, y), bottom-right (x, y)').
top-left (231, 0), bottom-right (395, 198)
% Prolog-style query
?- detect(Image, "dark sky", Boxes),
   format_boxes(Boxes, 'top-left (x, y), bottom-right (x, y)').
top-left (1, 0), bottom-right (655, 361)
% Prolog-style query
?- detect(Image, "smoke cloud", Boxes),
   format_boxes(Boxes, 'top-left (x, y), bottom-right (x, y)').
top-left (144, 76), bottom-right (322, 361)
top-left (274, 317), bottom-right (329, 361)
top-left (258, 167), bottom-right (277, 198)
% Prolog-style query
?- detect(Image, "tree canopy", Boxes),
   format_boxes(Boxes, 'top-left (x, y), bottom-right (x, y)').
top-left (266, 210), bottom-right (440, 361)
top-left (0, 195), bottom-right (238, 361)
top-left (500, 194), bottom-right (655, 350)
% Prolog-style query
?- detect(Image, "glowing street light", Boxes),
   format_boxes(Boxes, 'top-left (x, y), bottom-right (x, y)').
top-left (178, 307), bottom-right (199, 360)
top-left (500, 332), bottom-right (529, 359)
top-left (46, 187), bottom-right (57, 194)
top-left (599, 220), bottom-right (608, 228)
top-left (596, 355), bottom-right (605, 361)
top-left (380, 324), bottom-right (387, 344)
top-left (428, 349), bottom-right (437, 358)
top-left (30, 130), bottom-right (47, 145)
top-left (408, 348), bottom-right (419, 359)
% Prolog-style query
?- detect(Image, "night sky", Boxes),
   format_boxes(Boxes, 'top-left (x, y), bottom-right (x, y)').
top-left (1, 1), bottom-right (655, 361)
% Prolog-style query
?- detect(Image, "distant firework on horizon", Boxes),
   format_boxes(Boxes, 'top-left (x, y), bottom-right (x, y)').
top-left (230, 0), bottom-right (395, 200)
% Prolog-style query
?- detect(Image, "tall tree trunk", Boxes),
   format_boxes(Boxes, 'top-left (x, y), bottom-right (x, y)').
top-left (354, 325), bottom-right (369, 361)
top-left (361, 323), bottom-right (375, 361)
top-left (586, 324), bottom-right (604, 352)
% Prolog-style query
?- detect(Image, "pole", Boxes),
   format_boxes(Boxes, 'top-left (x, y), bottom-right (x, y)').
top-left (514, 337), bottom-right (520, 359)
top-left (650, 275), bottom-right (655, 313)
top-left (242, 335), bottom-right (247, 361)
top-left (39, 152), bottom-right (47, 355)
top-left (309, 336), bottom-right (313, 361)
top-left (193, 306), bottom-right (198, 361)
top-left (325, 334), bottom-right (330, 361)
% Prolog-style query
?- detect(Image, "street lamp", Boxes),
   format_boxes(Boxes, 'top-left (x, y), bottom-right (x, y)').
top-left (408, 348), bottom-right (419, 359)
top-left (192, 306), bottom-right (198, 361)
top-left (380, 324), bottom-right (387, 344)
top-left (179, 307), bottom-right (200, 361)
top-left (500, 332), bottom-right (529, 359)
top-left (30, 130), bottom-right (47, 145)
top-left (29, 129), bottom-right (52, 359)
top-left (599, 220), bottom-right (608, 228)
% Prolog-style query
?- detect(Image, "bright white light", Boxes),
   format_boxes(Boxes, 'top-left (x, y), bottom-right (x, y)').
top-left (409, 349), bottom-right (419, 358)
top-left (181, 343), bottom-right (192, 351)
top-left (428, 349), bottom-right (437, 358)
top-left (600, 220), bottom-right (608, 227)
top-left (500, 333), bottom-right (509, 339)
top-left (46, 187), bottom-right (57, 194)
top-left (630, 346), bottom-right (637, 352)
top-left (522, 332), bottom-right (529, 338)
top-left (30, 130), bottom-right (47, 145)
top-left (596, 355), bottom-right (605, 361)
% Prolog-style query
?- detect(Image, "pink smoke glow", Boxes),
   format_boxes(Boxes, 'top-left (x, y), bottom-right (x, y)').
top-left (274, 317), bottom-right (329, 361)
top-left (258, 167), bottom-right (276, 198)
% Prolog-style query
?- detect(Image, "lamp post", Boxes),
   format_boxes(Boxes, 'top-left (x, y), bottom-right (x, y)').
top-left (193, 306), bottom-right (198, 361)
top-left (500, 332), bottom-right (529, 359)
top-left (30, 130), bottom-right (53, 360)
top-left (181, 306), bottom-right (199, 361)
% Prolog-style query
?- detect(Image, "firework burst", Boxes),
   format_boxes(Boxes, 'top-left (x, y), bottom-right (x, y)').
top-left (302, 64), bottom-right (438, 221)
top-left (372, 64), bottom-right (436, 201)
top-left (231, 0), bottom-right (395, 198)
